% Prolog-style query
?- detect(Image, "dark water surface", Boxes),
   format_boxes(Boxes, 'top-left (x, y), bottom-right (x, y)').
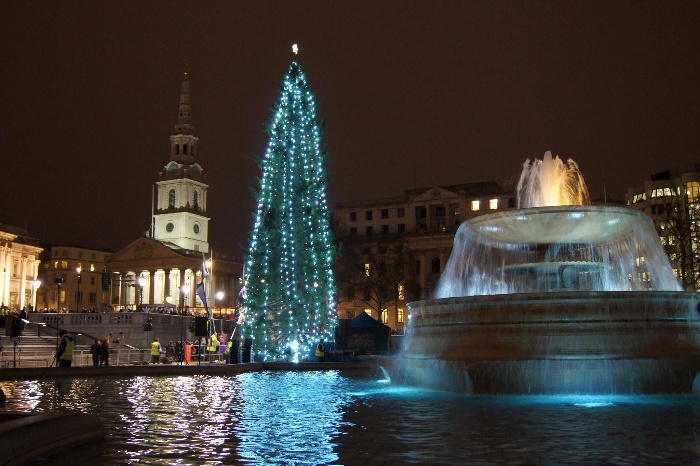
top-left (2, 371), bottom-right (700, 465)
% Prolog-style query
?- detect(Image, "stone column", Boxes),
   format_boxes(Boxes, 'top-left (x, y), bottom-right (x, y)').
top-left (163, 269), bottom-right (171, 304)
top-left (419, 253), bottom-right (427, 299)
top-left (19, 256), bottom-right (28, 310)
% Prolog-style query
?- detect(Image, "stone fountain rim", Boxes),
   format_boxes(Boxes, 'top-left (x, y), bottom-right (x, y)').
top-left (463, 204), bottom-right (647, 245)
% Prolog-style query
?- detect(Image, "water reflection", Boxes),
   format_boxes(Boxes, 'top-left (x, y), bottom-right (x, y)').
top-left (3, 372), bottom-right (700, 464)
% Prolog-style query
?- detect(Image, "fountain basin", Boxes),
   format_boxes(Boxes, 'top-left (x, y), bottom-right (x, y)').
top-left (385, 291), bottom-right (700, 394)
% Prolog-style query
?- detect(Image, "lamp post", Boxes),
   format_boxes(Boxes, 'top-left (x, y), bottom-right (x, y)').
top-left (76, 266), bottom-right (81, 312)
top-left (216, 291), bottom-right (224, 318)
top-left (138, 276), bottom-right (147, 311)
top-left (33, 279), bottom-right (41, 311)
top-left (181, 283), bottom-right (190, 315)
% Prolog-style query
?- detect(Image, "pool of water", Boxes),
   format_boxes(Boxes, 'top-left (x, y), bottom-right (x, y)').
top-left (3, 371), bottom-right (700, 464)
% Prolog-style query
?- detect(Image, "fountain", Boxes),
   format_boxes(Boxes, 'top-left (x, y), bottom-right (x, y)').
top-left (385, 152), bottom-right (700, 394)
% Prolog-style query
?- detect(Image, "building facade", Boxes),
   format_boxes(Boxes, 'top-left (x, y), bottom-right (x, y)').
top-left (0, 224), bottom-right (42, 311)
top-left (36, 245), bottom-right (112, 312)
top-left (625, 164), bottom-right (700, 291)
top-left (332, 181), bottom-right (516, 332)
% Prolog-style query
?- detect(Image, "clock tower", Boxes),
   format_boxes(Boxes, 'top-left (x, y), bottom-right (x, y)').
top-left (152, 65), bottom-right (210, 253)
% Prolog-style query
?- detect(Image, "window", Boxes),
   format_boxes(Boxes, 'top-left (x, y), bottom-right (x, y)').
top-left (397, 208), bottom-right (405, 218)
top-left (364, 309), bottom-right (372, 316)
top-left (365, 210), bottom-right (373, 220)
top-left (90, 276), bottom-right (96, 285)
top-left (398, 224), bottom-right (406, 234)
top-left (193, 223), bottom-right (200, 234)
top-left (175, 144), bottom-right (180, 155)
top-left (78, 250), bottom-right (83, 258)
top-left (183, 144), bottom-right (188, 155)
top-left (471, 200), bottom-right (480, 211)
top-left (381, 225), bottom-right (389, 234)
top-left (365, 226), bottom-right (373, 236)
top-left (431, 258), bottom-right (440, 274)
top-left (489, 199), bottom-right (498, 209)
top-left (346, 311), bottom-right (354, 319)
top-left (349, 227), bottom-right (357, 236)
top-left (435, 206), bottom-right (446, 217)
top-left (364, 263), bottom-right (370, 277)
top-left (397, 308), bottom-right (405, 323)
top-left (381, 309), bottom-right (388, 324)
top-left (168, 189), bottom-right (176, 208)
top-left (381, 209), bottom-right (389, 219)
top-left (61, 261), bottom-right (68, 269)
top-left (166, 222), bottom-right (175, 233)
top-left (193, 190), bottom-right (199, 210)
top-left (398, 283), bottom-right (405, 300)
top-left (686, 182), bottom-right (700, 202)
top-left (89, 293), bottom-right (97, 304)
top-left (350, 212), bottom-right (357, 222)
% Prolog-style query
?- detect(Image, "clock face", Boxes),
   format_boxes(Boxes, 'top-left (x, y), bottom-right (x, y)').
top-left (166, 222), bottom-right (175, 233)
top-left (193, 223), bottom-right (200, 234)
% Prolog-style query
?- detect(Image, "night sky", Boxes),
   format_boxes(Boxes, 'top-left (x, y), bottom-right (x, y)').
top-left (2, 1), bottom-right (699, 257)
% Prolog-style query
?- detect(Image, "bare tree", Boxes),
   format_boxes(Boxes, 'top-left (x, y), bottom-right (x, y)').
top-left (335, 237), bottom-right (409, 320)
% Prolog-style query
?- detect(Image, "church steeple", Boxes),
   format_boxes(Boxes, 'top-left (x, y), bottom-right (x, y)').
top-left (174, 62), bottom-right (194, 135)
top-left (169, 62), bottom-right (198, 165)
top-left (152, 64), bottom-right (210, 253)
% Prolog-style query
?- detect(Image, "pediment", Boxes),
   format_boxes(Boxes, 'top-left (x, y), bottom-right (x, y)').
top-left (106, 237), bottom-right (185, 266)
top-left (409, 187), bottom-right (462, 203)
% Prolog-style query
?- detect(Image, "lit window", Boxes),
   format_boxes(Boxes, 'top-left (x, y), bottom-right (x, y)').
top-left (397, 308), bottom-right (404, 323)
top-left (381, 309), bottom-right (388, 323)
top-left (364, 263), bottom-right (370, 277)
top-left (398, 284), bottom-right (405, 300)
top-left (364, 308), bottom-right (372, 316)
top-left (471, 200), bottom-right (480, 211)
top-left (489, 199), bottom-right (498, 209)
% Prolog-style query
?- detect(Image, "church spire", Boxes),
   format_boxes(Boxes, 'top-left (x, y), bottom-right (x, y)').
top-left (174, 61), bottom-right (194, 135)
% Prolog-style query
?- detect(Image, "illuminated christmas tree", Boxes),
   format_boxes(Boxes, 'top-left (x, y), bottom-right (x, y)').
top-left (242, 46), bottom-right (337, 361)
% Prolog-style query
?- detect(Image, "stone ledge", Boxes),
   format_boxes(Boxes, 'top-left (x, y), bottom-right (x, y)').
top-left (0, 411), bottom-right (105, 466)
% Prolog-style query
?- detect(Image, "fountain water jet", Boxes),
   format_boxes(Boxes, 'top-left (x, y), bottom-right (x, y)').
top-left (384, 152), bottom-right (700, 394)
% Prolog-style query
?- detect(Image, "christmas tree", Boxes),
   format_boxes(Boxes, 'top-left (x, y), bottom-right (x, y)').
top-left (241, 46), bottom-right (337, 361)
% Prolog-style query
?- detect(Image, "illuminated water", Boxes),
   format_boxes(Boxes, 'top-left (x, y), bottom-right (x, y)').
top-left (3, 371), bottom-right (700, 464)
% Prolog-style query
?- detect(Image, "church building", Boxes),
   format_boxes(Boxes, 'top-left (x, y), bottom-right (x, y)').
top-left (105, 67), bottom-right (242, 314)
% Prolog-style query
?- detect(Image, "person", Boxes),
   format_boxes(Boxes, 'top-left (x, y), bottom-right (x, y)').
top-left (56, 330), bottom-right (74, 367)
top-left (165, 340), bottom-right (175, 363)
top-left (151, 337), bottom-right (162, 364)
top-left (90, 339), bottom-right (101, 367)
top-left (183, 340), bottom-right (191, 365)
top-left (315, 339), bottom-right (326, 362)
top-left (100, 338), bottom-right (110, 367)
top-left (207, 332), bottom-right (218, 362)
top-left (175, 340), bottom-right (184, 365)
top-left (225, 338), bottom-right (233, 364)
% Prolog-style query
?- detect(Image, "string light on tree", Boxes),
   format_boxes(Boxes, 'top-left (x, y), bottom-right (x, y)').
top-left (241, 46), bottom-right (337, 362)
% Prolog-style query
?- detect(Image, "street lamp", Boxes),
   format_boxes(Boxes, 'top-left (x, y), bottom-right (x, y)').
top-left (181, 283), bottom-right (190, 315)
top-left (33, 279), bottom-right (41, 311)
top-left (216, 291), bottom-right (224, 317)
top-left (76, 266), bottom-right (81, 312)
top-left (138, 275), bottom-right (147, 311)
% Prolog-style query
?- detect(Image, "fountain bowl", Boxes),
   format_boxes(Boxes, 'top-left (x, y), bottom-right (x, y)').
top-left (384, 291), bottom-right (700, 394)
